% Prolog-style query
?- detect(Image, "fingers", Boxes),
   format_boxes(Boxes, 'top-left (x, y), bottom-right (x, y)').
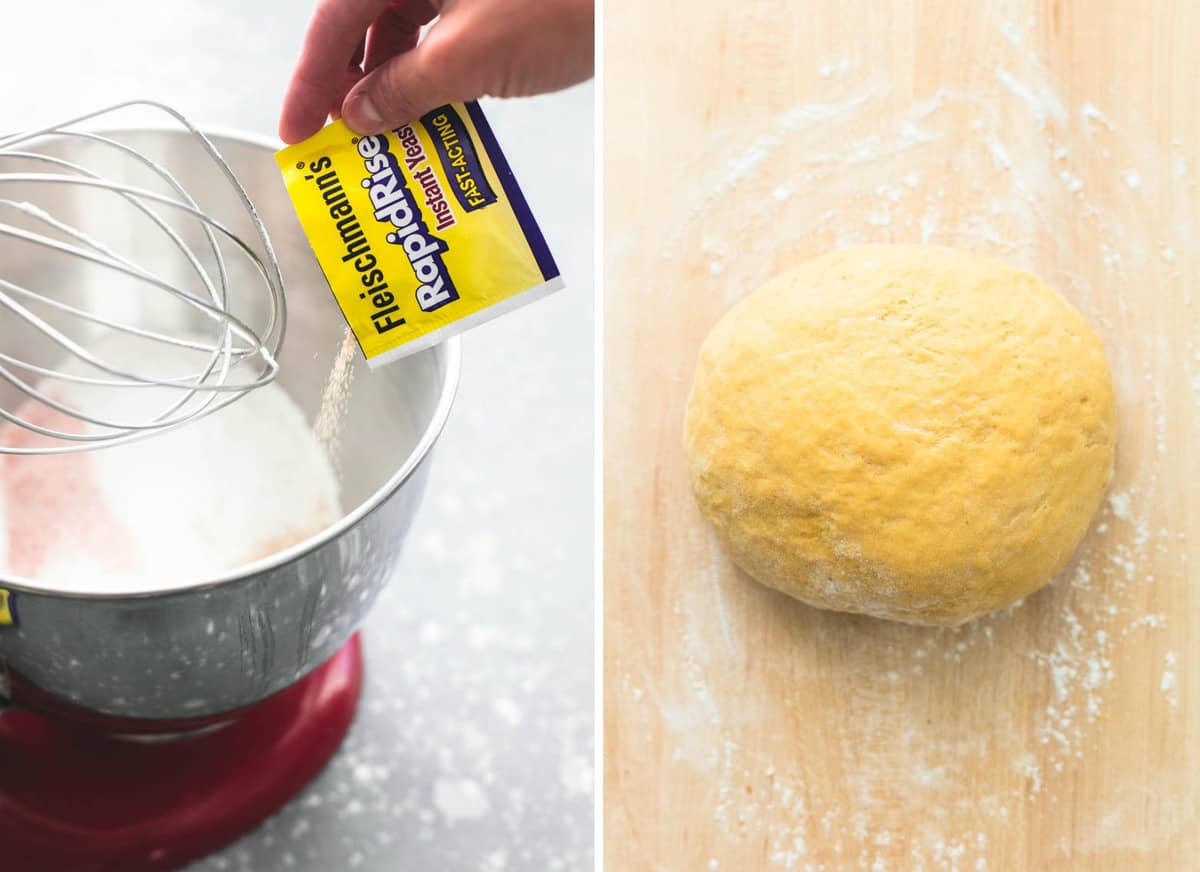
top-left (342, 36), bottom-right (452, 134)
top-left (363, 0), bottom-right (440, 73)
top-left (328, 65), bottom-right (366, 121)
top-left (279, 0), bottom-right (391, 143)
top-left (342, 0), bottom-right (442, 130)
top-left (341, 0), bottom-right (595, 135)
top-left (290, 0), bottom-right (595, 139)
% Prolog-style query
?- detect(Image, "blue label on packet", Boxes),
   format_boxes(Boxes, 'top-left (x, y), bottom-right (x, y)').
top-left (420, 105), bottom-right (498, 213)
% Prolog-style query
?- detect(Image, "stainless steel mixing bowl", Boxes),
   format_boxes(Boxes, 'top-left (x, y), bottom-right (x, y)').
top-left (0, 128), bottom-right (460, 721)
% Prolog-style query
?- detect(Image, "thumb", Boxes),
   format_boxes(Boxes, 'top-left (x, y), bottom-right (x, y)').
top-left (341, 41), bottom-right (454, 133)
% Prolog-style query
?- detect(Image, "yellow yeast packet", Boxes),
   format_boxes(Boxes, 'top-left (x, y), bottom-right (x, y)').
top-left (275, 102), bottom-right (562, 367)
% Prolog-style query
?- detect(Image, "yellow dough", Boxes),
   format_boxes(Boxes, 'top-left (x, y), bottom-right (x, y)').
top-left (683, 245), bottom-right (1116, 626)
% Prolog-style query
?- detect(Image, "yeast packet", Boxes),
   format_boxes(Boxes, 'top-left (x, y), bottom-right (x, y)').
top-left (275, 102), bottom-right (562, 367)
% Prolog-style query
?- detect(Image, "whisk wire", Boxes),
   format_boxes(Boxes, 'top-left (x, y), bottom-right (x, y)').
top-left (0, 100), bottom-right (287, 455)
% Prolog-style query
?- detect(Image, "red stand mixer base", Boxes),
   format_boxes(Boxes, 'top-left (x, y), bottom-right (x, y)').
top-left (0, 634), bottom-right (364, 872)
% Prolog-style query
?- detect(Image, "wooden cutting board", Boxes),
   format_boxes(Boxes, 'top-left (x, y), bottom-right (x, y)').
top-left (603, 1), bottom-right (1199, 869)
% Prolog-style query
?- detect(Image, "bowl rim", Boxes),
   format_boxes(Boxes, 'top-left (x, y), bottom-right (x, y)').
top-left (0, 126), bottom-right (463, 599)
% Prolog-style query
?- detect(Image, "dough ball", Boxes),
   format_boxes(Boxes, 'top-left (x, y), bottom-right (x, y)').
top-left (683, 245), bottom-right (1116, 626)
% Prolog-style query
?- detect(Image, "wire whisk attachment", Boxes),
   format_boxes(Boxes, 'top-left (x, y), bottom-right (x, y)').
top-left (0, 100), bottom-right (286, 455)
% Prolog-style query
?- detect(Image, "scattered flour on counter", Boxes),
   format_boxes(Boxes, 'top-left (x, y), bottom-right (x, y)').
top-left (493, 697), bottom-right (524, 726)
top-left (559, 754), bottom-right (594, 798)
top-left (432, 777), bottom-right (491, 825)
top-left (419, 620), bottom-right (446, 644)
top-left (1081, 102), bottom-right (1115, 129)
top-left (1020, 756), bottom-right (1043, 795)
top-left (1108, 492), bottom-right (1133, 521)
top-left (818, 57), bottom-right (852, 79)
top-left (192, 542), bottom-right (601, 872)
top-left (994, 65), bottom-right (1065, 127)
top-left (1161, 652), bottom-right (1178, 708)
top-left (481, 849), bottom-right (510, 871)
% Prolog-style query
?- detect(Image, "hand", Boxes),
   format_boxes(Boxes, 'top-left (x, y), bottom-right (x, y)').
top-left (279, 0), bottom-right (594, 143)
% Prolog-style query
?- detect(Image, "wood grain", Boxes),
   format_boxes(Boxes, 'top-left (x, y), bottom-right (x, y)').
top-left (603, 1), bottom-right (1199, 869)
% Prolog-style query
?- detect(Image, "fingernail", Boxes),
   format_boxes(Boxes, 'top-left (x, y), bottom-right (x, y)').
top-left (346, 93), bottom-right (383, 131)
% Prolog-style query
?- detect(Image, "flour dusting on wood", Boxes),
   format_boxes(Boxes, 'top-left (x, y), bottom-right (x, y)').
top-left (650, 8), bottom-right (1196, 869)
